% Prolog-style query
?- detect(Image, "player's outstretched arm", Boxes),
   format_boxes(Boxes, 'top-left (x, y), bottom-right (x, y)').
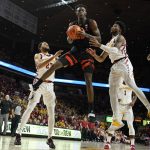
top-left (86, 48), bottom-right (108, 63)
top-left (89, 38), bottom-right (120, 54)
top-left (35, 50), bottom-right (63, 69)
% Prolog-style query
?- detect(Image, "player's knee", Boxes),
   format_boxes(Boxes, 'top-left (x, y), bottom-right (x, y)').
top-left (84, 75), bottom-right (92, 87)
top-left (85, 79), bottom-right (92, 87)
top-left (51, 61), bottom-right (63, 71)
top-left (27, 102), bottom-right (37, 111)
top-left (128, 124), bottom-right (135, 135)
top-left (47, 107), bottom-right (55, 117)
top-left (129, 128), bottom-right (135, 135)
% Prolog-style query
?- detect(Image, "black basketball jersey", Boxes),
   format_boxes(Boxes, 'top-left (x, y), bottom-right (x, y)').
top-left (71, 18), bottom-right (94, 49)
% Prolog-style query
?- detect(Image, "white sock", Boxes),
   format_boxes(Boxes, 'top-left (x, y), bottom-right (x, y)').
top-left (17, 127), bottom-right (22, 135)
top-left (130, 138), bottom-right (135, 145)
top-left (107, 136), bottom-right (112, 143)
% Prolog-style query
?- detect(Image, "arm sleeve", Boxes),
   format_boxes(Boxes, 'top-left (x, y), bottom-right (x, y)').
top-left (100, 44), bottom-right (119, 54)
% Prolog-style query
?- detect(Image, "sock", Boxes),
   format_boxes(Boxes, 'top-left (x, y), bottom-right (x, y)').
top-left (107, 136), bottom-right (112, 143)
top-left (88, 103), bottom-right (94, 113)
top-left (130, 138), bottom-right (135, 145)
top-left (16, 127), bottom-right (22, 135)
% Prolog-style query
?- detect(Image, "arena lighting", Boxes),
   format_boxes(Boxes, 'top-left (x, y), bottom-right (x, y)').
top-left (36, 0), bottom-right (77, 11)
top-left (0, 60), bottom-right (150, 92)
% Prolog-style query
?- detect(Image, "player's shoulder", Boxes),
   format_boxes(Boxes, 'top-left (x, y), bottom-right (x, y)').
top-left (88, 19), bottom-right (97, 24)
top-left (34, 53), bottom-right (41, 57)
top-left (118, 35), bottom-right (126, 41)
top-left (34, 53), bottom-right (43, 59)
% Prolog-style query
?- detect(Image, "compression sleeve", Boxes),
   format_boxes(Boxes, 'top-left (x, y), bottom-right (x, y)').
top-left (100, 44), bottom-right (119, 54)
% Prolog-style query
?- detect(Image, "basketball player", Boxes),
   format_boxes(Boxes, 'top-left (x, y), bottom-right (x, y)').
top-left (147, 54), bottom-right (150, 61)
top-left (14, 42), bottom-right (63, 149)
top-left (31, 4), bottom-right (101, 121)
top-left (87, 21), bottom-right (150, 125)
top-left (104, 83), bottom-right (137, 150)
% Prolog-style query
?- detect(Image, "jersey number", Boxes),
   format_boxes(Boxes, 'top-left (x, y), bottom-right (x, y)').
top-left (46, 64), bottom-right (50, 69)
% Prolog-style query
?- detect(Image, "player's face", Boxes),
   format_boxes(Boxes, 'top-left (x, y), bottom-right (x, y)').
top-left (111, 24), bottom-right (121, 35)
top-left (40, 42), bottom-right (50, 52)
top-left (76, 7), bottom-right (87, 18)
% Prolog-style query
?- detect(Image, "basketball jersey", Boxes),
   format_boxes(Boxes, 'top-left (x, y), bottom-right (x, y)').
top-left (35, 53), bottom-right (55, 81)
top-left (72, 18), bottom-right (95, 49)
top-left (118, 84), bottom-right (132, 105)
top-left (107, 35), bottom-right (128, 63)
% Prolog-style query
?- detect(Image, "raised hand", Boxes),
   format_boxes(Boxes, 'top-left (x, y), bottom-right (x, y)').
top-left (54, 50), bottom-right (63, 58)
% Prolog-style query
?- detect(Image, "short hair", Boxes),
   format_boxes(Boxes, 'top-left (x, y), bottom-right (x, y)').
top-left (114, 21), bottom-right (126, 33)
top-left (38, 42), bottom-right (43, 50)
top-left (75, 4), bottom-right (87, 11)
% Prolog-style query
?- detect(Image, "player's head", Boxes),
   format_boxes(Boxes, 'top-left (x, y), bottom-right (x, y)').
top-left (38, 42), bottom-right (50, 53)
top-left (111, 21), bottom-right (126, 35)
top-left (75, 4), bottom-right (87, 19)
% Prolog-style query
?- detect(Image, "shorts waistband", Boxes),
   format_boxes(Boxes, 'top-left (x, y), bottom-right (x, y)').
top-left (35, 77), bottom-right (53, 83)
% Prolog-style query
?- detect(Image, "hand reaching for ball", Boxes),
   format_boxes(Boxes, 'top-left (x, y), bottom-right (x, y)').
top-left (66, 25), bottom-right (85, 40)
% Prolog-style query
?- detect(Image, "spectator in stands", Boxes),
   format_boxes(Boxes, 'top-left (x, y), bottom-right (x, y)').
top-left (80, 116), bottom-right (89, 141)
top-left (0, 94), bottom-right (12, 135)
top-left (11, 100), bottom-right (21, 136)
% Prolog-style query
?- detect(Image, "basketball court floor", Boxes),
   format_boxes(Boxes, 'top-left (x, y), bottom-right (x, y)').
top-left (0, 136), bottom-right (149, 150)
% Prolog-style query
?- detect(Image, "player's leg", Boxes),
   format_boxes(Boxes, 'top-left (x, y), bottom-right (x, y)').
top-left (81, 57), bottom-right (95, 121)
top-left (33, 52), bottom-right (77, 90)
top-left (14, 92), bottom-right (41, 145)
top-left (3, 114), bottom-right (8, 135)
top-left (123, 71), bottom-right (150, 116)
top-left (124, 107), bottom-right (135, 150)
top-left (109, 69), bottom-right (124, 125)
top-left (104, 114), bottom-right (123, 149)
top-left (84, 73), bottom-right (94, 112)
top-left (43, 89), bottom-right (56, 149)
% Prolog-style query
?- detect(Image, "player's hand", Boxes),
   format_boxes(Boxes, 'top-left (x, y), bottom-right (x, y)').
top-left (89, 38), bottom-right (101, 48)
top-left (54, 50), bottom-right (63, 58)
top-left (76, 28), bottom-right (86, 38)
top-left (129, 102), bottom-right (135, 107)
top-left (147, 54), bottom-right (150, 61)
top-left (86, 48), bottom-right (96, 57)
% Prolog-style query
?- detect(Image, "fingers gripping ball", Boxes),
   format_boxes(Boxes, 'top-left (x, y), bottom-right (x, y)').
top-left (66, 25), bottom-right (85, 40)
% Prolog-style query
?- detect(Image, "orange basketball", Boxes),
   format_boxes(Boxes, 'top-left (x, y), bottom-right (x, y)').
top-left (66, 25), bottom-right (85, 40)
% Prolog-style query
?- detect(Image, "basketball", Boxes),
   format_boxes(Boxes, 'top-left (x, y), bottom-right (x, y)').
top-left (66, 25), bottom-right (85, 40)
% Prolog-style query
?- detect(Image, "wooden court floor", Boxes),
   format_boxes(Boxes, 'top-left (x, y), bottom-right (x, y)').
top-left (0, 136), bottom-right (149, 150)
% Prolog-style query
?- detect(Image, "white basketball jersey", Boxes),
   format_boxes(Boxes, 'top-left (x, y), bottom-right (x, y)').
top-left (35, 53), bottom-right (55, 81)
top-left (107, 35), bottom-right (128, 63)
top-left (118, 85), bottom-right (132, 105)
